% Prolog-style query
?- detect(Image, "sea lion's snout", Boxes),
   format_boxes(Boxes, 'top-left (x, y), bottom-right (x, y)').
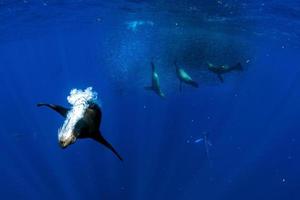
top-left (59, 140), bottom-right (68, 149)
top-left (59, 134), bottom-right (77, 149)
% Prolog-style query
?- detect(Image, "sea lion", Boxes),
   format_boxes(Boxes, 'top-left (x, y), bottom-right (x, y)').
top-left (174, 62), bottom-right (199, 91)
top-left (144, 61), bottom-right (165, 98)
top-left (37, 101), bottom-right (123, 161)
top-left (207, 62), bottom-right (243, 83)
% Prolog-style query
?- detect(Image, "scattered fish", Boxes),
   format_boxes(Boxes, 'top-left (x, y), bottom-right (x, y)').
top-left (126, 20), bottom-right (154, 31)
top-left (194, 138), bottom-right (203, 143)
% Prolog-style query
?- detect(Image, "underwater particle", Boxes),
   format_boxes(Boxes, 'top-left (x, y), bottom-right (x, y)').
top-left (143, 105), bottom-right (147, 109)
top-left (207, 116), bottom-right (211, 120)
top-left (189, 6), bottom-right (198, 11)
top-left (246, 59), bottom-right (250, 63)
top-left (186, 140), bottom-right (190, 143)
top-left (282, 45), bottom-right (285, 49)
top-left (191, 119), bottom-right (194, 123)
top-left (145, 61), bottom-right (165, 98)
top-left (23, 0), bottom-right (28, 3)
top-left (194, 138), bottom-right (203, 143)
top-left (126, 20), bottom-right (154, 31)
top-left (282, 178), bottom-right (286, 183)
top-left (96, 17), bottom-right (102, 22)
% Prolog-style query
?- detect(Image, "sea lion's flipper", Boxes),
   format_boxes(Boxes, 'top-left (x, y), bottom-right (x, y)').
top-left (189, 80), bottom-right (199, 88)
top-left (37, 103), bottom-right (69, 118)
top-left (217, 74), bottom-right (224, 83)
top-left (94, 132), bottom-right (123, 161)
top-left (233, 62), bottom-right (243, 71)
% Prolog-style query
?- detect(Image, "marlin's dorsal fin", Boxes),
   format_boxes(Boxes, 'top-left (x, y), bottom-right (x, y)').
top-left (37, 103), bottom-right (69, 118)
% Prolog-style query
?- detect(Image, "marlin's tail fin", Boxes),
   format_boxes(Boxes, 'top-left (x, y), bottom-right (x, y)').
top-left (233, 63), bottom-right (243, 71)
top-left (95, 133), bottom-right (123, 161)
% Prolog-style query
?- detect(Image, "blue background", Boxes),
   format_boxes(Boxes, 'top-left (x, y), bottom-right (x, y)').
top-left (0, 0), bottom-right (299, 199)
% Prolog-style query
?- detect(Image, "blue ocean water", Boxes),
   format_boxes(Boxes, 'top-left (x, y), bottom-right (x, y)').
top-left (0, 0), bottom-right (299, 199)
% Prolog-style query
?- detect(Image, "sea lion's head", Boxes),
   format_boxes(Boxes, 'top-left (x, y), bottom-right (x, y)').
top-left (207, 62), bottom-right (215, 70)
top-left (59, 133), bottom-right (77, 148)
top-left (58, 116), bottom-right (88, 148)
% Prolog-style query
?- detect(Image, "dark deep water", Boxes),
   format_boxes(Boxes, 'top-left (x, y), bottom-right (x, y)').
top-left (0, 0), bottom-right (299, 199)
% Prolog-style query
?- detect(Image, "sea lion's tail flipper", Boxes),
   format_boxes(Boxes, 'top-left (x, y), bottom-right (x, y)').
top-left (37, 103), bottom-right (69, 118)
top-left (95, 133), bottom-right (123, 161)
top-left (190, 80), bottom-right (199, 88)
top-left (217, 74), bottom-right (224, 83)
top-left (233, 63), bottom-right (243, 71)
